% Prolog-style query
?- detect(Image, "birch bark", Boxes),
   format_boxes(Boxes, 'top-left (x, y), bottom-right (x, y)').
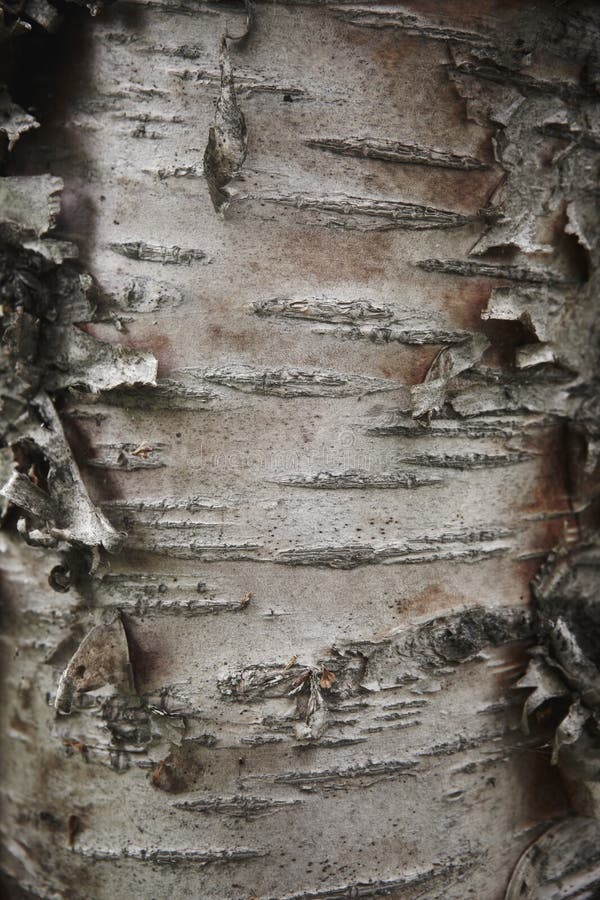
top-left (1, 2), bottom-right (599, 898)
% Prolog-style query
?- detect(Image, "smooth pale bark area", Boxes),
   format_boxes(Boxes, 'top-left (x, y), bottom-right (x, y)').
top-left (1, 2), bottom-right (599, 898)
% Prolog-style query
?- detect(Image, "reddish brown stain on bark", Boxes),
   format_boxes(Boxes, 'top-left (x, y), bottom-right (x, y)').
top-left (378, 346), bottom-right (439, 383)
top-left (125, 332), bottom-right (173, 377)
top-left (150, 742), bottom-right (207, 793)
top-left (206, 322), bottom-right (255, 354)
top-left (274, 227), bottom-right (394, 285)
top-left (353, 135), bottom-right (502, 213)
top-left (493, 642), bottom-right (532, 694)
top-left (122, 618), bottom-right (171, 692)
top-left (441, 280), bottom-right (493, 330)
top-left (516, 750), bottom-right (570, 828)
top-left (521, 427), bottom-right (572, 550)
top-left (396, 583), bottom-right (469, 618)
top-left (9, 711), bottom-right (32, 737)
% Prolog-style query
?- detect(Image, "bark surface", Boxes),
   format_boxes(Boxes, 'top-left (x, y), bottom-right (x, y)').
top-left (1, 2), bottom-right (599, 899)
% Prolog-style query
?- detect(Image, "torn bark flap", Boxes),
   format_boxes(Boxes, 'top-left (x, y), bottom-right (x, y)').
top-left (2, 392), bottom-right (124, 553)
top-left (517, 543), bottom-right (600, 788)
top-left (203, 37), bottom-right (248, 213)
top-left (55, 615), bottom-right (134, 715)
top-left (0, 86), bottom-right (39, 151)
top-left (411, 334), bottom-right (490, 418)
top-left (224, 0), bottom-right (254, 47)
top-left (0, 175), bottom-right (63, 243)
top-left (44, 324), bottom-right (157, 393)
top-left (505, 817), bottom-right (600, 900)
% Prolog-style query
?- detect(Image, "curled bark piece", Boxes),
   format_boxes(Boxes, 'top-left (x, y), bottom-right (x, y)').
top-left (515, 656), bottom-right (569, 734)
top-left (2, 470), bottom-right (56, 522)
top-left (55, 615), bottom-right (135, 714)
top-left (1, 392), bottom-right (124, 553)
top-left (549, 617), bottom-right (600, 710)
top-left (533, 543), bottom-right (600, 709)
top-left (203, 38), bottom-right (247, 213)
top-left (411, 334), bottom-right (490, 418)
top-left (552, 699), bottom-right (590, 766)
top-left (483, 283), bottom-right (591, 376)
top-left (44, 324), bottom-right (157, 393)
top-left (0, 175), bottom-right (63, 244)
top-left (224, 0), bottom-right (254, 47)
top-left (294, 672), bottom-right (329, 741)
top-left (517, 542), bottom-right (600, 796)
top-left (0, 86), bottom-right (39, 151)
top-left (505, 818), bottom-right (600, 899)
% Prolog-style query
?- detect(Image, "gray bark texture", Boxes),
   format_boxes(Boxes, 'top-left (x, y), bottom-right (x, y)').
top-left (1, 1), bottom-right (599, 898)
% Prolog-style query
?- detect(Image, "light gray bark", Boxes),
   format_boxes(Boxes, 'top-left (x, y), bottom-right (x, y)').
top-left (1, 2), bottom-right (599, 898)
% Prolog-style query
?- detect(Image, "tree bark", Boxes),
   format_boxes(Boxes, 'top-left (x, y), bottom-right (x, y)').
top-left (1, 2), bottom-right (599, 898)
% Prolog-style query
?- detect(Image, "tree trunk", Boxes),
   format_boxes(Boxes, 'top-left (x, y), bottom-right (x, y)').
top-left (1, 2), bottom-right (599, 898)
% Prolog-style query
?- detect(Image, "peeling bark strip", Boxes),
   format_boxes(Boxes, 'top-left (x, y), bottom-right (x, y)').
top-left (1, 1), bottom-right (600, 899)
top-left (173, 795), bottom-right (299, 817)
top-left (272, 530), bottom-right (512, 569)
top-left (272, 470), bottom-right (443, 489)
top-left (333, 5), bottom-right (492, 47)
top-left (198, 363), bottom-right (401, 397)
top-left (216, 605), bottom-right (531, 752)
top-left (505, 817), bottom-right (600, 899)
top-left (219, 606), bottom-right (531, 703)
top-left (74, 846), bottom-right (265, 864)
top-left (273, 859), bottom-right (479, 900)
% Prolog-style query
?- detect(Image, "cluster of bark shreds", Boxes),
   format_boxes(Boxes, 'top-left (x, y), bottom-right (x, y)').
top-left (0, 1), bottom-right (169, 800)
top-left (343, 3), bottom-right (600, 888)
top-left (0, 0), bottom-right (156, 584)
top-left (453, 19), bottom-right (600, 811)
top-left (386, 5), bottom-right (600, 802)
top-left (413, 5), bottom-right (600, 895)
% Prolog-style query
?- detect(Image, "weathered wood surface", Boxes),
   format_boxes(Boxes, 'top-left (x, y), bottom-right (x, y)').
top-left (1, 1), bottom-right (599, 898)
